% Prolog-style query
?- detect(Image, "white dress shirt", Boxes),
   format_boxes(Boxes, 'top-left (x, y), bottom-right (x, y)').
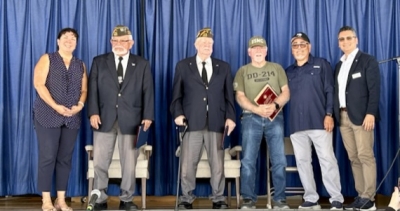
top-left (338, 48), bottom-right (359, 107)
top-left (196, 56), bottom-right (213, 83)
top-left (114, 53), bottom-right (130, 78)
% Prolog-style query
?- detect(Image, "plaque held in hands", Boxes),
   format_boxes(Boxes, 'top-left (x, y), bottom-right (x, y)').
top-left (134, 124), bottom-right (149, 148)
top-left (254, 84), bottom-right (282, 121)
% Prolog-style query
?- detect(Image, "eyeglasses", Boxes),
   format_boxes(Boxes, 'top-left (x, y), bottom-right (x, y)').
top-left (111, 40), bottom-right (131, 44)
top-left (338, 36), bottom-right (356, 42)
top-left (291, 43), bottom-right (309, 49)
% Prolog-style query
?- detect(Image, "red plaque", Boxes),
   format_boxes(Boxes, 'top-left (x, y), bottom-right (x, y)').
top-left (254, 84), bottom-right (282, 121)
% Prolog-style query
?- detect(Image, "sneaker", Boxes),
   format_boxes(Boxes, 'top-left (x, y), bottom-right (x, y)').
top-left (345, 197), bottom-right (360, 210)
top-left (357, 198), bottom-right (376, 210)
top-left (330, 201), bottom-right (343, 210)
top-left (273, 200), bottom-right (290, 209)
top-left (299, 201), bottom-right (321, 210)
top-left (241, 199), bottom-right (256, 209)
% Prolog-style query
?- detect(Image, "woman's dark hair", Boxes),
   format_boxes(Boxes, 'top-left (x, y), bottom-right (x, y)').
top-left (57, 28), bottom-right (79, 40)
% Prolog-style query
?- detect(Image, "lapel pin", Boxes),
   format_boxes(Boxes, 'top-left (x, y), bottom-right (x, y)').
top-left (216, 64), bottom-right (219, 67)
top-left (132, 63), bottom-right (135, 66)
top-left (189, 62), bottom-right (192, 65)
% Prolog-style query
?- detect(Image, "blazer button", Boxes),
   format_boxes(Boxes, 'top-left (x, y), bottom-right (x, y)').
top-left (203, 98), bottom-right (206, 101)
top-left (206, 87), bottom-right (208, 90)
top-left (118, 93), bottom-right (121, 97)
top-left (116, 105), bottom-right (118, 108)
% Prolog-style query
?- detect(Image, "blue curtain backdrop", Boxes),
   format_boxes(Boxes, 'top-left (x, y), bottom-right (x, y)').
top-left (0, 0), bottom-right (399, 198)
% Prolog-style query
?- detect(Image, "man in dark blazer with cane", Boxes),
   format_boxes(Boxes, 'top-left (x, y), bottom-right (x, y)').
top-left (88, 25), bottom-right (154, 210)
top-left (334, 26), bottom-right (380, 210)
top-left (170, 27), bottom-right (236, 209)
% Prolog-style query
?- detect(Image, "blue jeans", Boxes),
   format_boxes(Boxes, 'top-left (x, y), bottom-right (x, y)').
top-left (240, 113), bottom-right (286, 202)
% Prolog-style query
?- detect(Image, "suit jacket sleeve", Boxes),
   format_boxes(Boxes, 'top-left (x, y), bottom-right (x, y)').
top-left (224, 65), bottom-right (236, 122)
top-left (142, 60), bottom-right (155, 120)
top-left (170, 63), bottom-right (183, 118)
top-left (87, 57), bottom-right (99, 117)
top-left (365, 56), bottom-right (380, 116)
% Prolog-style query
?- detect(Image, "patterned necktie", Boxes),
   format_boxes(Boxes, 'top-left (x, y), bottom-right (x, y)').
top-left (117, 57), bottom-right (123, 87)
top-left (201, 61), bottom-right (208, 86)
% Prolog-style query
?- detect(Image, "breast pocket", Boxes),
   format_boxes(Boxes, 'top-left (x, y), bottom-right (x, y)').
top-left (308, 68), bottom-right (321, 76)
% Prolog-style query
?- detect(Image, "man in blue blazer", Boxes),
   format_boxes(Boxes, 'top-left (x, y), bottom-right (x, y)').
top-left (334, 26), bottom-right (380, 211)
top-left (170, 27), bottom-right (236, 209)
top-left (88, 25), bottom-right (154, 210)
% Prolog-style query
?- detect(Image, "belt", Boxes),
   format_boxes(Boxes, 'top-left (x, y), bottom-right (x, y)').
top-left (340, 107), bottom-right (347, 112)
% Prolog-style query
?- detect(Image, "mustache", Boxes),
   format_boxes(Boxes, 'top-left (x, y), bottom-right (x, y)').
top-left (112, 47), bottom-right (128, 55)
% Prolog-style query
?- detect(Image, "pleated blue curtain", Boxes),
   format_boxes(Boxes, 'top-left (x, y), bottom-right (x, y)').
top-left (0, 0), bottom-right (399, 198)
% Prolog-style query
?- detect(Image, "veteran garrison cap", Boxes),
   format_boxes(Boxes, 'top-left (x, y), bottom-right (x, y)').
top-left (196, 27), bottom-right (213, 38)
top-left (248, 36), bottom-right (267, 48)
top-left (291, 32), bottom-right (310, 43)
top-left (112, 25), bottom-right (132, 37)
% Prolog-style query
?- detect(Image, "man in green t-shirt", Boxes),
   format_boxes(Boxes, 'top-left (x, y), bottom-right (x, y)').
top-left (233, 36), bottom-right (290, 209)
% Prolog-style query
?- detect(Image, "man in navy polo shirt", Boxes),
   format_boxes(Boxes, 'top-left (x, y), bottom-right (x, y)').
top-left (286, 32), bottom-right (344, 210)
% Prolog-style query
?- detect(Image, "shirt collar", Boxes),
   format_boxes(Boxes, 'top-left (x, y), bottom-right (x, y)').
top-left (114, 53), bottom-right (130, 61)
top-left (340, 48), bottom-right (359, 62)
top-left (294, 54), bottom-right (314, 67)
top-left (196, 55), bottom-right (211, 65)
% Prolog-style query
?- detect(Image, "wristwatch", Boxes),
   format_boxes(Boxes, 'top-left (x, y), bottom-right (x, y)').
top-left (326, 113), bottom-right (333, 117)
top-left (274, 102), bottom-right (280, 110)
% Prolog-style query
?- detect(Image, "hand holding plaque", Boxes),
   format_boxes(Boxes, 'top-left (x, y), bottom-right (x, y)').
top-left (254, 84), bottom-right (282, 121)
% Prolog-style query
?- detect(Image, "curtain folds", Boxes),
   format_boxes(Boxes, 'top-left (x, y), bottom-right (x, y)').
top-left (0, 0), bottom-right (399, 197)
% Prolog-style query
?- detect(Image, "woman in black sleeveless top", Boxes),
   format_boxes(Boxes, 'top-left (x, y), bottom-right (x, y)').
top-left (33, 28), bottom-right (87, 211)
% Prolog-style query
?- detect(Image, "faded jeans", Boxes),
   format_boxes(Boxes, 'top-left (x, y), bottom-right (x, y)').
top-left (240, 113), bottom-right (287, 202)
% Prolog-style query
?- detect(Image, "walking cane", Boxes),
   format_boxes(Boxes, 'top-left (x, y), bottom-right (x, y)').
top-left (175, 120), bottom-right (188, 211)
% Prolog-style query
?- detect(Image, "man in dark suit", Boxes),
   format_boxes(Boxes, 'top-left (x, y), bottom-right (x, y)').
top-left (334, 26), bottom-right (380, 210)
top-left (88, 25), bottom-right (154, 210)
top-left (170, 27), bottom-right (236, 209)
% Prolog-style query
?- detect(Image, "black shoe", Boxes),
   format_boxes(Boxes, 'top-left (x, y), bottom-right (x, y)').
top-left (345, 197), bottom-right (360, 210)
top-left (357, 198), bottom-right (376, 210)
top-left (93, 202), bottom-right (108, 211)
top-left (119, 201), bottom-right (138, 210)
top-left (212, 201), bottom-right (228, 209)
top-left (178, 201), bottom-right (193, 209)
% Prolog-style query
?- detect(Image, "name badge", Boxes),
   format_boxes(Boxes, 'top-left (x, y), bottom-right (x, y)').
top-left (352, 72), bottom-right (361, 79)
top-left (313, 65), bottom-right (320, 68)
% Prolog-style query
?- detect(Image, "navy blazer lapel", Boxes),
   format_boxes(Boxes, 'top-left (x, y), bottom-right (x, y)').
top-left (121, 54), bottom-right (136, 91)
top-left (346, 51), bottom-right (362, 86)
top-left (335, 62), bottom-right (342, 80)
top-left (188, 56), bottom-right (204, 84)
top-left (106, 53), bottom-right (119, 88)
top-left (209, 58), bottom-right (220, 85)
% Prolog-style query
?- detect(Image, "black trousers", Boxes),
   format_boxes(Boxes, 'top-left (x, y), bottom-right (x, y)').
top-left (35, 120), bottom-right (79, 192)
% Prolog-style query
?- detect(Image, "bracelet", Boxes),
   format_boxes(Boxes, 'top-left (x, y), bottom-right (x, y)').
top-left (78, 101), bottom-right (84, 107)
